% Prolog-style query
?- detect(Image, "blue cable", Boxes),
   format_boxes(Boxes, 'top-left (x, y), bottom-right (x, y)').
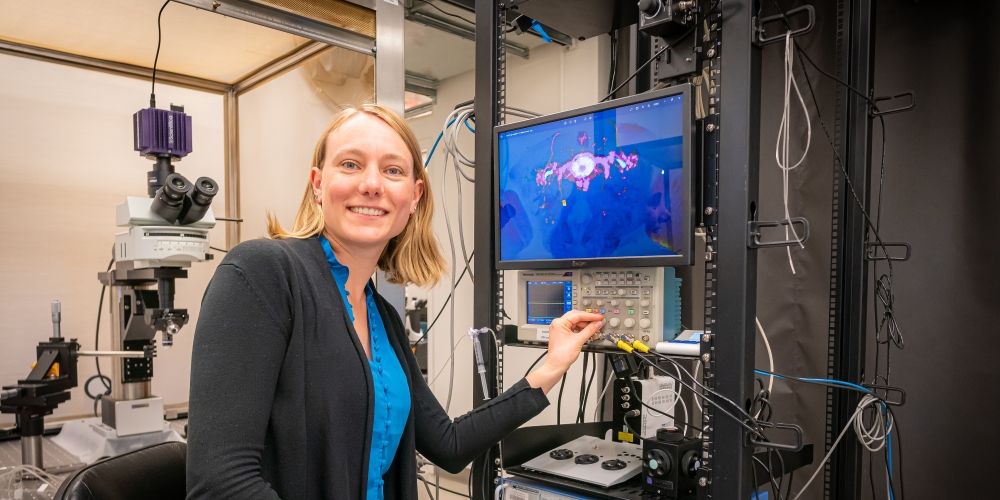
top-left (530, 20), bottom-right (552, 43)
top-left (754, 370), bottom-right (872, 394)
top-left (887, 431), bottom-right (895, 500)
top-left (423, 118), bottom-right (457, 167)
top-left (464, 119), bottom-right (475, 133)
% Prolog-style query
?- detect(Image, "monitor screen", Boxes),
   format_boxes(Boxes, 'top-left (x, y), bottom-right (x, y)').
top-left (495, 85), bottom-right (692, 269)
top-left (525, 281), bottom-right (573, 324)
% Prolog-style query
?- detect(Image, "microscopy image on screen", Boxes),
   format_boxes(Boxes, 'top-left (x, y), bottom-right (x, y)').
top-left (498, 95), bottom-right (685, 263)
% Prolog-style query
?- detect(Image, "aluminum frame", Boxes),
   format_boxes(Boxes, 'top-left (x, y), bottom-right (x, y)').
top-left (491, 84), bottom-right (695, 270)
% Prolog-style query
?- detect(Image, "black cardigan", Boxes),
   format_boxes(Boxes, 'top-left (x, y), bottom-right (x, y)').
top-left (186, 237), bottom-right (550, 500)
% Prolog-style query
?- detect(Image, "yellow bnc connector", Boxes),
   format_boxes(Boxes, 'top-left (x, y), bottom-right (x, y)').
top-left (631, 340), bottom-right (652, 353)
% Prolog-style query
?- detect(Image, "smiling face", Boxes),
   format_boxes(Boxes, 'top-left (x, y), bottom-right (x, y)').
top-left (310, 112), bottom-right (424, 255)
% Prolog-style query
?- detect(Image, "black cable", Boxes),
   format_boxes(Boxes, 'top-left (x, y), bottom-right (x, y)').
top-left (636, 353), bottom-right (765, 440)
top-left (785, 471), bottom-right (794, 500)
top-left (93, 258), bottom-right (115, 394)
top-left (417, 475), bottom-right (470, 498)
top-left (638, 400), bottom-right (705, 435)
top-left (646, 352), bottom-right (757, 422)
top-left (751, 455), bottom-right (762, 500)
top-left (415, 0), bottom-right (474, 25)
top-left (417, 475), bottom-right (437, 500)
top-left (522, 350), bottom-right (547, 379)
top-left (576, 352), bottom-right (589, 423)
top-left (209, 246), bottom-right (229, 253)
top-left (601, 27), bottom-right (696, 102)
top-left (150, 1), bottom-right (170, 108)
top-left (556, 373), bottom-right (567, 425)
top-left (888, 406), bottom-right (905, 500)
top-left (579, 352), bottom-right (598, 423)
top-left (411, 251), bottom-right (475, 347)
top-left (607, 30), bottom-right (619, 100)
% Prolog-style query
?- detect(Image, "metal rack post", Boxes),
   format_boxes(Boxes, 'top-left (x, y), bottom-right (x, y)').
top-left (826, 0), bottom-right (877, 498)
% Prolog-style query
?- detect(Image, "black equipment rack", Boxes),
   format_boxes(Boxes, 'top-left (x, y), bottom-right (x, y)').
top-left (469, 1), bottom-right (883, 499)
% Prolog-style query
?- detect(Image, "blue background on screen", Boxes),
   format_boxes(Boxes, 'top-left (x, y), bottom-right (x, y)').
top-left (498, 95), bottom-right (685, 263)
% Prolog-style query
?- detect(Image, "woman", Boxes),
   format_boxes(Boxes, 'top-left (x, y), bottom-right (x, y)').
top-left (186, 104), bottom-right (604, 500)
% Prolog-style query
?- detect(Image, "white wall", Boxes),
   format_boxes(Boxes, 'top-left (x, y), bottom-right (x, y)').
top-left (239, 49), bottom-right (374, 241)
top-left (406, 37), bottom-right (614, 425)
top-left (0, 53), bottom-right (225, 425)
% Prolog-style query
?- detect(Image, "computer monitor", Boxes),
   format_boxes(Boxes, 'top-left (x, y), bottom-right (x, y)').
top-left (494, 84), bottom-right (693, 270)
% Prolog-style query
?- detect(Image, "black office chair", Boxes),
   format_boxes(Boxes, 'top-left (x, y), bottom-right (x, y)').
top-left (54, 441), bottom-right (187, 500)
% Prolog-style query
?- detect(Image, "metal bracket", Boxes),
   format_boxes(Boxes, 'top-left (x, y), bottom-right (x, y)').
top-left (755, 5), bottom-right (815, 46)
top-left (866, 241), bottom-right (911, 261)
top-left (749, 421), bottom-right (804, 451)
top-left (747, 217), bottom-right (810, 249)
top-left (870, 91), bottom-right (915, 117)
top-left (862, 384), bottom-right (907, 406)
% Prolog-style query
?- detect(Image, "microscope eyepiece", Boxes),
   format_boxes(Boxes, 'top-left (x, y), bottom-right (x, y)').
top-left (179, 176), bottom-right (218, 225)
top-left (151, 172), bottom-right (192, 223)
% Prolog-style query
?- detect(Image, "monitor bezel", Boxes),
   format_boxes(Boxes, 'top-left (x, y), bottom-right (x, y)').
top-left (493, 83), bottom-right (694, 270)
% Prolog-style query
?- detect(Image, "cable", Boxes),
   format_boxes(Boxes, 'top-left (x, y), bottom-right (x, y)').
top-left (756, 317), bottom-right (774, 395)
top-left (417, 474), bottom-right (470, 498)
top-left (428, 334), bottom-right (466, 387)
top-left (579, 352), bottom-right (598, 423)
top-left (418, 474), bottom-right (437, 500)
top-left (411, 251), bottom-right (474, 347)
top-left (774, 32), bottom-right (811, 274)
top-left (601, 27), bottom-right (695, 102)
top-left (607, 30), bottom-right (619, 99)
top-left (149, 1), bottom-right (170, 108)
top-left (414, 0), bottom-right (474, 24)
top-left (209, 246), bottom-right (229, 253)
top-left (643, 386), bottom-right (691, 436)
top-left (556, 373), bottom-right (567, 425)
top-left (93, 257), bottom-right (115, 397)
top-left (592, 372), bottom-right (615, 422)
top-left (575, 352), bottom-right (589, 423)
top-left (522, 350), bottom-right (547, 379)
top-left (789, 395), bottom-right (886, 500)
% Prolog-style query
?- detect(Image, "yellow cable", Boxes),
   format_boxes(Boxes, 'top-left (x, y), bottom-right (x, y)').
top-left (615, 340), bottom-right (634, 353)
top-left (632, 340), bottom-right (651, 353)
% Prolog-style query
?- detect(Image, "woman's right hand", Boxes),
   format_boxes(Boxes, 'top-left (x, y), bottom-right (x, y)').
top-left (525, 310), bottom-right (604, 394)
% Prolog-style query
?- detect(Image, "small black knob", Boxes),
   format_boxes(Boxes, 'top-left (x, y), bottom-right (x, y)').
top-left (638, 0), bottom-right (661, 16)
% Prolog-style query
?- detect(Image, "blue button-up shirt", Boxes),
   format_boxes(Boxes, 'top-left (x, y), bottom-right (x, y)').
top-left (319, 236), bottom-right (411, 500)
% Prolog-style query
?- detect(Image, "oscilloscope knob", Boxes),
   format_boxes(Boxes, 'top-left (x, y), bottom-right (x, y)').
top-left (624, 318), bottom-right (636, 328)
top-left (581, 274), bottom-right (593, 284)
top-left (617, 289), bottom-right (626, 295)
top-left (611, 300), bottom-right (619, 306)
top-left (639, 318), bottom-right (652, 329)
top-left (583, 299), bottom-right (592, 306)
top-left (640, 299), bottom-right (650, 307)
top-left (609, 318), bottom-right (621, 327)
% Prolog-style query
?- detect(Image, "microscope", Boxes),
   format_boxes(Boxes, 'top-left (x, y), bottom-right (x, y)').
top-left (1, 104), bottom-right (217, 467)
top-left (96, 103), bottom-right (217, 437)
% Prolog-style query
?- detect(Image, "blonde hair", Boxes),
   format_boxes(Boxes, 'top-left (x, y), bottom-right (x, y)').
top-left (267, 104), bottom-right (446, 287)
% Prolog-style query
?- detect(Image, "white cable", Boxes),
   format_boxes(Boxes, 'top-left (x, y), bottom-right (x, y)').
top-left (429, 334), bottom-right (466, 388)
top-left (494, 482), bottom-right (508, 500)
top-left (755, 317), bottom-right (774, 395)
top-left (0, 465), bottom-right (59, 499)
top-left (439, 155), bottom-right (458, 412)
top-left (774, 32), bottom-right (812, 274)
top-left (791, 394), bottom-right (887, 500)
top-left (592, 373), bottom-right (616, 422)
